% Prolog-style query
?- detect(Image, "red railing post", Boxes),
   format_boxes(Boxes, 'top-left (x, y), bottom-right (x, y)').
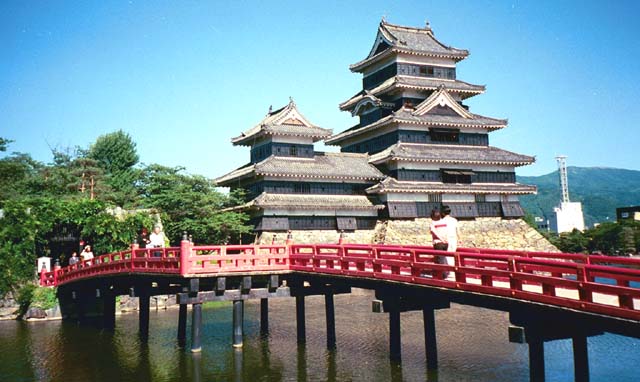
top-left (53, 261), bottom-right (61, 287)
top-left (180, 232), bottom-right (191, 276)
top-left (130, 243), bottom-right (139, 271)
top-left (39, 264), bottom-right (47, 286)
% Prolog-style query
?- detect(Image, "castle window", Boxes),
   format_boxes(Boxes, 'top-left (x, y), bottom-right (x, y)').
top-left (430, 128), bottom-right (459, 143)
top-left (290, 146), bottom-right (297, 156)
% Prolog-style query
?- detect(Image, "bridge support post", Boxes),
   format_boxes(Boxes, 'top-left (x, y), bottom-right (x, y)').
top-left (191, 303), bottom-right (203, 353)
top-left (423, 307), bottom-right (438, 370)
top-left (232, 300), bottom-right (244, 348)
top-left (325, 292), bottom-right (336, 350)
top-left (177, 304), bottom-right (187, 347)
top-left (389, 308), bottom-right (401, 361)
top-left (102, 290), bottom-right (116, 330)
top-left (260, 298), bottom-right (269, 336)
top-left (296, 296), bottom-right (306, 344)
top-left (138, 286), bottom-right (150, 341)
top-left (528, 339), bottom-right (545, 382)
top-left (572, 336), bottom-right (589, 382)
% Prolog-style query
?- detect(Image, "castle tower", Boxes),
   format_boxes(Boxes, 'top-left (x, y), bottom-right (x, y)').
top-left (215, 99), bottom-right (385, 232)
top-left (326, 20), bottom-right (536, 219)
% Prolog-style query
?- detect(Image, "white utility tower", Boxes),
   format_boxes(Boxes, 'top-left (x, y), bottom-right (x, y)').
top-left (552, 155), bottom-right (585, 233)
top-left (557, 155), bottom-right (570, 203)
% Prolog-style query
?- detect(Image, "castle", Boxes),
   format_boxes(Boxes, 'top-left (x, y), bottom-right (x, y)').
top-left (216, 20), bottom-right (555, 251)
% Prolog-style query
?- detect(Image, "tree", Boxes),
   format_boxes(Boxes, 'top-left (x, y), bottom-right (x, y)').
top-left (0, 137), bottom-right (13, 152)
top-left (136, 164), bottom-right (251, 244)
top-left (0, 153), bottom-right (44, 204)
top-left (88, 130), bottom-right (139, 206)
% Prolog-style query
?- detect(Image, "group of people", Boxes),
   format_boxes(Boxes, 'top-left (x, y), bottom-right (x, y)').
top-left (68, 245), bottom-right (94, 266)
top-left (64, 225), bottom-right (166, 265)
top-left (137, 225), bottom-right (167, 257)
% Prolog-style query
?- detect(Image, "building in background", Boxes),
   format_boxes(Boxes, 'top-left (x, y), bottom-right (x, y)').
top-left (551, 156), bottom-right (585, 233)
top-left (617, 206), bottom-right (640, 222)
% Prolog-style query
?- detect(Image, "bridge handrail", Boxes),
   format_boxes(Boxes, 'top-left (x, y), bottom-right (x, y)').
top-left (39, 241), bottom-right (640, 321)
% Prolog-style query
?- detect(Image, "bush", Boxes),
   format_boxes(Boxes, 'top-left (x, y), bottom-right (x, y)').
top-left (16, 284), bottom-right (36, 316)
top-left (15, 284), bottom-right (58, 316)
top-left (31, 287), bottom-right (58, 310)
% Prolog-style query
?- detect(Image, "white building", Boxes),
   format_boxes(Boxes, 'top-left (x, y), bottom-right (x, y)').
top-left (553, 201), bottom-right (585, 233)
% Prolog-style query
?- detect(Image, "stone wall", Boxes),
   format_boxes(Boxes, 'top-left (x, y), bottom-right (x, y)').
top-left (258, 217), bottom-right (557, 252)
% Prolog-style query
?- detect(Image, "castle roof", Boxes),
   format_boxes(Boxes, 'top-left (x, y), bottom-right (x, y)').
top-left (231, 99), bottom-right (332, 146)
top-left (340, 76), bottom-right (485, 111)
top-left (328, 87), bottom-right (507, 145)
top-left (234, 192), bottom-right (385, 211)
top-left (366, 177), bottom-right (536, 195)
top-left (368, 143), bottom-right (535, 167)
top-left (215, 152), bottom-right (385, 186)
top-left (350, 20), bottom-right (469, 72)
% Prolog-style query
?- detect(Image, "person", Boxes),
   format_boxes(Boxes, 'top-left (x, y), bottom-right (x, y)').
top-left (148, 225), bottom-right (166, 257)
top-left (440, 205), bottom-right (460, 256)
top-left (429, 209), bottom-right (449, 278)
top-left (68, 252), bottom-right (80, 266)
top-left (81, 245), bottom-right (94, 265)
top-left (137, 228), bottom-right (150, 248)
top-left (430, 209), bottom-right (448, 251)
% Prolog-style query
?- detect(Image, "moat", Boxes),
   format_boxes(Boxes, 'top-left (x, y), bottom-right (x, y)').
top-left (1, 290), bottom-right (638, 382)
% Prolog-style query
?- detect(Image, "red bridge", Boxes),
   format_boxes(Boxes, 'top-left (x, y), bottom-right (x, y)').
top-left (40, 237), bottom-right (640, 382)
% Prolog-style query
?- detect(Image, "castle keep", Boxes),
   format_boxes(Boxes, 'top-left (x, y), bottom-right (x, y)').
top-left (216, 20), bottom-right (552, 250)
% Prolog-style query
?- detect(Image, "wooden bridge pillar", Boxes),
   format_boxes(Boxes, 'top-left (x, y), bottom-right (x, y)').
top-left (177, 304), bottom-right (187, 347)
top-left (389, 307), bottom-right (402, 361)
top-left (102, 289), bottom-right (116, 330)
top-left (528, 339), bottom-right (545, 382)
top-left (296, 296), bottom-right (306, 344)
top-left (572, 336), bottom-right (589, 382)
top-left (138, 285), bottom-right (151, 341)
top-left (325, 292), bottom-right (336, 349)
top-left (232, 300), bottom-right (244, 348)
top-left (260, 298), bottom-right (269, 336)
top-left (191, 303), bottom-right (203, 353)
top-left (423, 307), bottom-right (438, 370)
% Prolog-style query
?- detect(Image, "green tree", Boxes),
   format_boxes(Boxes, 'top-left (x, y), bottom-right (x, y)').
top-left (0, 137), bottom-right (13, 152)
top-left (88, 130), bottom-right (139, 206)
top-left (136, 164), bottom-right (251, 244)
top-left (0, 153), bottom-right (44, 204)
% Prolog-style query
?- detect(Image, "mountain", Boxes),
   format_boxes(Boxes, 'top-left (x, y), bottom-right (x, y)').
top-left (517, 167), bottom-right (640, 228)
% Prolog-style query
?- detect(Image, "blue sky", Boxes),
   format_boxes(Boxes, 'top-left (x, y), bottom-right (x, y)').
top-left (1, 1), bottom-right (639, 177)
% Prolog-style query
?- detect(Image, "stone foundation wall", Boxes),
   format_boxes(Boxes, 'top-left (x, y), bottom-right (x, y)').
top-left (258, 217), bottom-right (557, 252)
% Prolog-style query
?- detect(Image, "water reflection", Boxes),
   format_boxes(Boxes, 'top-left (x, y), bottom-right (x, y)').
top-left (1, 291), bottom-right (639, 382)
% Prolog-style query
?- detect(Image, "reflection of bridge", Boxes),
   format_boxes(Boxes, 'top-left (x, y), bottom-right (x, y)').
top-left (40, 236), bottom-right (640, 382)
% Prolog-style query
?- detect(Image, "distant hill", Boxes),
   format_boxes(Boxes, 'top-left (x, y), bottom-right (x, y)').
top-left (517, 167), bottom-right (640, 228)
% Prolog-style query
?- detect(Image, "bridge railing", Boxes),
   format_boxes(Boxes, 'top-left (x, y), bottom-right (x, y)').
top-left (182, 244), bottom-right (289, 275)
top-left (288, 243), bottom-right (640, 321)
top-left (39, 240), bottom-right (640, 320)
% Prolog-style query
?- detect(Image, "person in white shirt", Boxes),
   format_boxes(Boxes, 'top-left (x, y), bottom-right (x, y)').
top-left (148, 225), bottom-right (166, 257)
top-left (440, 205), bottom-right (459, 257)
top-left (81, 245), bottom-right (94, 266)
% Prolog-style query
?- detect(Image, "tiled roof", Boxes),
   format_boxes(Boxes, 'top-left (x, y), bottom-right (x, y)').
top-left (232, 99), bottom-right (332, 146)
top-left (368, 143), bottom-right (535, 167)
top-left (351, 21), bottom-right (469, 72)
top-left (366, 177), bottom-right (536, 195)
top-left (239, 192), bottom-right (385, 210)
top-left (340, 76), bottom-right (485, 111)
top-left (215, 152), bottom-right (386, 186)
top-left (326, 108), bottom-right (507, 145)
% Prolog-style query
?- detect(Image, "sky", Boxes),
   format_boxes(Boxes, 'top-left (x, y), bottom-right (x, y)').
top-left (1, 0), bottom-right (639, 178)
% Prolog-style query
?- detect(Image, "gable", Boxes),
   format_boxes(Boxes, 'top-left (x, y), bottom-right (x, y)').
top-left (412, 87), bottom-right (472, 119)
